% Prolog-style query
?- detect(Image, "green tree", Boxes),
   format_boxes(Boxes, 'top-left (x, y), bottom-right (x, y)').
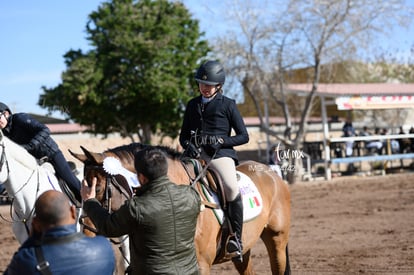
top-left (40, 0), bottom-right (210, 143)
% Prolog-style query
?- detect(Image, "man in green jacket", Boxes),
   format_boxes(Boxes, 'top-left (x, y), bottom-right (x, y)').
top-left (81, 148), bottom-right (201, 275)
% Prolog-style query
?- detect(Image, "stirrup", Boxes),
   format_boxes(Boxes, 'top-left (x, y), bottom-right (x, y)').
top-left (227, 239), bottom-right (241, 253)
top-left (226, 236), bottom-right (243, 263)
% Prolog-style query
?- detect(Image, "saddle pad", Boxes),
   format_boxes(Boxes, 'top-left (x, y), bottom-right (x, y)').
top-left (200, 171), bottom-right (263, 224)
top-left (238, 171), bottom-right (263, 221)
top-left (40, 162), bottom-right (55, 174)
top-left (40, 162), bottom-right (60, 188)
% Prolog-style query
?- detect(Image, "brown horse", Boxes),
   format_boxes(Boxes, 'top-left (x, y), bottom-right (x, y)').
top-left (70, 143), bottom-right (291, 275)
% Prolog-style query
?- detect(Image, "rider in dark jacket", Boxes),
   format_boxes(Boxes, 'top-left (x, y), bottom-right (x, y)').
top-left (4, 190), bottom-right (115, 275)
top-left (0, 102), bottom-right (81, 202)
top-left (179, 60), bottom-right (249, 262)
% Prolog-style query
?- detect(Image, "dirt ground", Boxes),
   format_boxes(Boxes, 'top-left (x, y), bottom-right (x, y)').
top-left (1, 171), bottom-right (413, 274)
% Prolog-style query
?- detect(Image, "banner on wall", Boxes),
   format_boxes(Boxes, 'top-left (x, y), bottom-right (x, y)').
top-left (336, 95), bottom-right (414, 110)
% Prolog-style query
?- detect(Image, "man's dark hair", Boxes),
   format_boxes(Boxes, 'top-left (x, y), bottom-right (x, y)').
top-left (134, 148), bottom-right (168, 181)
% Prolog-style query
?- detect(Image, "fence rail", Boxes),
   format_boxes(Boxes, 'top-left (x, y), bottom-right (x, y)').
top-left (330, 153), bottom-right (414, 164)
top-left (328, 133), bottom-right (414, 165)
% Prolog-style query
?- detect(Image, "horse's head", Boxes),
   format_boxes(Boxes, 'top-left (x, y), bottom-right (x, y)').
top-left (69, 143), bottom-right (193, 209)
top-left (69, 144), bottom-right (144, 209)
top-left (70, 146), bottom-right (109, 203)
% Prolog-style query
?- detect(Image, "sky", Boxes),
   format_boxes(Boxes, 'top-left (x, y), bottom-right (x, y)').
top-left (1, 0), bottom-right (413, 119)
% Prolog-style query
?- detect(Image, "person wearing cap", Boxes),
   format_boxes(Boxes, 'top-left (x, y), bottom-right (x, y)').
top-left (82, 147), bottom-right (201, 275)
top-left (179, 60), bottom-right (249, 262)
top-left (4, 190), bottom-right (115, 275)
top-left (0, 102), bottom-right (82, 203)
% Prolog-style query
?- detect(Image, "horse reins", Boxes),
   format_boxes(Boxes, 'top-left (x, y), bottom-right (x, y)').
top-left (103, 173), bottom-right (131, 212)
top-left (180, 157), bottom-right (219, 210)
top-left (81, 165), bottom-right (130, 221)
top-left (80, 163), bottom-right (132, 265)
top-left (0, 142), bottom-right (9, 174)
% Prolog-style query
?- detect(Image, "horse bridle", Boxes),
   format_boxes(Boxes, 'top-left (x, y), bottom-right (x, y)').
top-left (0, 141), bottom-right (9, 174)
top-left (80, 164), bottom-right (131, 233)
top-left (0, 141), bottom-right (12, 224)
top-left (89, 164), bottom-right (131, 208)
top-left (0, 138), bottom-right (39, 234)
top-left (80, 164), bottom-right (131, 265)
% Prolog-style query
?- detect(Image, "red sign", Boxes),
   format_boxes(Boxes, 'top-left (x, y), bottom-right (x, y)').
top-left (336, 96), bottom-right (414, 110)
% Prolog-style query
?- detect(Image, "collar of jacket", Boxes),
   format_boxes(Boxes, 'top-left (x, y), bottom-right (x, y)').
top-left (135, 175), bottom-right (170, 196)
top-left (22, 224), bottom-right (78, 248)
top-left (199, 91), bottom-right (223, 103)
top-left (197, 92), bottom-right (223, 116)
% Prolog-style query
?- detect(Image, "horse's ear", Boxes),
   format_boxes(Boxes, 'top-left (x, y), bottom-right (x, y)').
top-left (80, 146), bottom-right (105, 164)
top-left (68, 149), bottom-right (88, 163)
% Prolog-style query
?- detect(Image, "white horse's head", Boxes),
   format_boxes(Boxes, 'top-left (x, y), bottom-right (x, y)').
top-left (0, 129), bottom-right (63, 243)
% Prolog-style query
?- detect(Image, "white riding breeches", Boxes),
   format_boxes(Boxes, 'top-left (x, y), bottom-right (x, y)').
top-left (209, 157), bottom-right (239, 201)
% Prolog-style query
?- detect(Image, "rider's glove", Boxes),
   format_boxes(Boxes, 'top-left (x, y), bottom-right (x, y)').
top-left (203, 137), bottom-right (224, 157)
top-left (184, 141), bottom-right (201, 159)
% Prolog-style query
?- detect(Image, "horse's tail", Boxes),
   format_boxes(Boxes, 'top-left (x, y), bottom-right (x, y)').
top-left (284, 244), bottom-right (291, 275)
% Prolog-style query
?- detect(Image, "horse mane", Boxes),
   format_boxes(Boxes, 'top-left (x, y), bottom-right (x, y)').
top-left (104, 143), bottom-right (182, 161)
top-left (3, 135), bottom-right (38, 169)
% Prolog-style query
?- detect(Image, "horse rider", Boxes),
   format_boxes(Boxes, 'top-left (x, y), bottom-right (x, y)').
top-left (5, 190), bottom-right (115, 275)
top-left (0, 102), bottom-right (82, 203)
top-left (179, 60), bottom-right (249, 262)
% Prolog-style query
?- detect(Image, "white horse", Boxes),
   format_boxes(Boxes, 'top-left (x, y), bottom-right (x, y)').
top-left (0, 130), bottom-right (79, 244)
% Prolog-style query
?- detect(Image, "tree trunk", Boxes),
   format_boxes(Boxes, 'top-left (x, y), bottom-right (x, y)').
top-left (141, 124), bottom-right (152, 144)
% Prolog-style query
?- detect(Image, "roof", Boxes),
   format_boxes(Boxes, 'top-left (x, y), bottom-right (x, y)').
top-left (27, 113), bottom-right (88, 134)
top-left (243, 116), bottom-right (334, 126)
top-left (29, 114), bottom-right (70, 124)
top-left (286, 83), bottom-right (414, 97)
top-left (46, 123), bottom-right (88, 134)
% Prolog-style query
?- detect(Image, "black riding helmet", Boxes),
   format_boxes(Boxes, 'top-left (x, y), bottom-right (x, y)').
top-left (195, 60), bottom-right (226, 86)
top-left (0, 102), bottom-right (11, 114)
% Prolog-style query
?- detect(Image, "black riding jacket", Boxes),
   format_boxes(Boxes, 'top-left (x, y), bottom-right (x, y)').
top-left (180, 92), bottom-right (249, 163)
top-left (3, 113), bottom-right (60, 159)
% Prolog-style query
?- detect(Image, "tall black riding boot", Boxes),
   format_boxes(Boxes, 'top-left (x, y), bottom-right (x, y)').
top-left (226, 194), bottom-right (244, 262)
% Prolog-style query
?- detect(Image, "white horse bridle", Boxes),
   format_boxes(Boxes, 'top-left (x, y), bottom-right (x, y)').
top-left (0, 131), bottom-right (41, 231)
top-left (0, 136), bottom-right (9, 176)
